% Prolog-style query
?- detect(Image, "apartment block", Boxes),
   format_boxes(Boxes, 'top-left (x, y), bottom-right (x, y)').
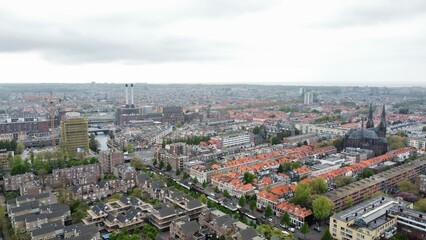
top-left (3, 172), bottom-right (36, 191)
top-left (99, 148), bottom-right (124, 174)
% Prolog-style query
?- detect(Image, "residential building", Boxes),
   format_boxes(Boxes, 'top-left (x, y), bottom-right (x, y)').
top-left (329, 196), bottom-right (410, 240)
top-left (3, 172), bottom-right (36, 191)
top-left (210, 131), bottom-right (254, 150)
top-left (113, 164), bottom-right (137, 181)
top-left (416, 174), bottom-right (426, 194)
top-left (304, 92), bottom-right (313, 105)
top-left (170, 220), bottom-right (204, 240)
top-left (326, 160), bottom-right (426, 211)
top-left (99, 148), bottom-right (124, 174)
top-left (51, 163), bottom-right (101, 184)
top-left (388, 204), bottom-right (426, 240)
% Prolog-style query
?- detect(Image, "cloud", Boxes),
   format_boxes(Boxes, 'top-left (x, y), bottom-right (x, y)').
top-left (0, 0), bottom-right (277, 64)
top-left (319, 0), bottom-right (426, 28)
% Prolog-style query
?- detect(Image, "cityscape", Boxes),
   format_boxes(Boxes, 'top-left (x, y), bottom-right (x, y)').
top-left (1, 1), bottom-right (426, 240)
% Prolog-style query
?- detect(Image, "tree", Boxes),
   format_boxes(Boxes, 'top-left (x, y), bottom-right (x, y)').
top-left (346, 196), bottom-right (354, 207)
top-left (202, 180), bottom-right (207, 189)
top-left (321, 229), bottom-right (333, 240)
top-left (309, 177), bottom-right (328, 194)
top-left (397, 179), bottom-right (418, 194)
top-left (387, 136), bottom-right (408, 150)
top-left (334, 176), bottom-right (353, 187)
top-left (292, 183), bottom-right (312, 208)
top-left (253, 126), bottom-right (260, 134)
top-left (199, 194), bottom-right (207, 204)
top-left (193, 177), bottom-right (198, 184)
top-left (159, 160), bottom-right (165, 169)
top-left (390, 233), bottom-right (408, 240)
top-left (358, 169), bottom-right (375, 180)
top-left (281, 211), bottom-right (291, 226)
top-left (166, 163), bottom-right (172, 171)
top-left (16, 142), bottom-right (25, 155)
top-left (89, 134), bottom-right (99, 152)
top-left (277, 164), bottom-right (284, 173)
top-left (125, 143), bottom-right (134, 153)
top-left (264, 205), bottom-right (273, 218)
top-left (312, 196), bottom-right (334, 223)
top-left (239, 195), bottom-right (246, 207)
top-left (243, 172), bottom-right (255, 184)
top-left (153, 159), bottom-right (158, 166)
top-left (214, 186), bottom-right (220, 193)
top-left (301, 223), bottom-right (309, 240)
top-left (142, 224), bottom-right (158, 240)
top-left (250, 201), bottom-right (256, 212)
top-left (183, 172), bottom-right (190, 179)
top-left (128, 188), bottom-right (142, 199)
top-left (415, 198), bottom-right (426, 212)
top-left (270, 137), bottom-right (280, 145)
top-left (223, 189), bottom-right (230, 198)
top-left (332, 138), bottom-right (344, 151)
top-left (130, 157), bottom-right (144, 171)
top-left (176, 168), bottom-right (181, 176)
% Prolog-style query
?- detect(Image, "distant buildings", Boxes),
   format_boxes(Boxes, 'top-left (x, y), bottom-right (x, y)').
top-left (60, 113), bottom-right (89, 157)
top-left (210, 131), bottom-right (254, 150)
top-left (303, 92), bottom-right (313, 105)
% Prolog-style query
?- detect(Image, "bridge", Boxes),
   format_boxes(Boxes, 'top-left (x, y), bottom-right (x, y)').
top-left (88, 127), bottom-right (114, 135)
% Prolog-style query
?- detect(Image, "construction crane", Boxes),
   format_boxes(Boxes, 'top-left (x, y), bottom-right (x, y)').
top-left (49, 91), bottom-right (56, 147)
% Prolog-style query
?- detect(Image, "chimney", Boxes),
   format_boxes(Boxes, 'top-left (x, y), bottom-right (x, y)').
top-left (125, 84), bottom-right (129, 105)
top-left (420, 214), bottom-right (423, 218)
top-left (131, 83), bottom-right (134, 105)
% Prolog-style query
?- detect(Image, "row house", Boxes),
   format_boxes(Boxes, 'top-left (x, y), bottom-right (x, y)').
top-left (275, 201), bottom-right (313, 227)
top-left (149, 203), bottom-right (187, 231)
top-left (71, 178), bottom-right (136, 200)
top-left (51, 163), bottom-right (101, 184)
top-left (170, 220), bottom-right (204, 240)
top-left (7, 192), bottom-right (56, 217)
top-left (3, 172), bottom-right (35, 191)
top-left (198, 209), bottom-right (265, 240)
top-left (19, 182), bottom-right (42, 196)
top-left (136, 173), bottom-right (166, 200)
top-left (113, 164), bottom-right (138, 181)
top-left (164, 190), bottom-right (206, 220)
top-left (210, 173), bottom-right (255, 197)
top-left (84, 197), bottom-right (149, 232)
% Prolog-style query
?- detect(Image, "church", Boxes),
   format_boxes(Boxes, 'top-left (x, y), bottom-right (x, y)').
top-left (343, 104), bottom-right (388, 156)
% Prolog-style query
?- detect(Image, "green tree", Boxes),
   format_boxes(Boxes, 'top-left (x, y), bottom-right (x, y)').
top-left (183, 172), bottom-right (190, 179)
top-left (89, 134), bottom-right (99, 152)
top-left (202, 180), bottom-right (207, 189)
top-left (239, 195), bottom-right (246, 207)
top-left (332, 138), bottom-right (344, 151)
top-left (16, 142), bottom-right (25, 155)
top-left (223, 189), bottom-right (230, 198)
top-left (386, 136), bottom-right (408, 150)
top-left (312, 196), bottom-right (334, 224)
top-left (214, 186), bottom-right (220, 193)
top-left (166, 163), bottom-right (172, 171)
top-left (125, 143), bottom-right (134, 153)
top-left (423, 126), bottom-right (426, 132)
top-left (253, 126), bottom-right (260, 134)
top-left (193, 177), bottom-right (199, 184)
top-left (270, 137), bottom-right (280, 145)
top-left (199, 194), bottom-right (207, 204)
top-left (390, 233), bottom-right (408, 240)
top-left (243, 172), bottom-right (255, 184)
top-left (159, 160), bottom-right (165, 169)
top-left (321, 229), bottom-right (333, 240)
top-left (176, 168), bottom-right (181, 176)
top-left (142, 224), bottom-right (158, 240)
top-left (334, 176), bottom-right (353, 187)
top-left (153, 159), bottom-right (158, 166)
top-left (281, 211), bottom-right (291, 226)
top-left (301, 223), bottom-right (309, 240)
top-left (250, 201), bottom-right (257, 212)
top-left (358, 169), bottom-right (375, 180)
top-left (346, 196), bottom-right (354, 207)
top-left (130, 157), bottom-right (144, 171)
top-left (415, 198), bottom-right (426, 212)
top-left (277, 164), bottom-right (284, 173)
top-left (397, 179), bottom-right (418, 194)
top-left (292, 183), bottom-right (312, 208)
top-left (264, 205), bottom-right (273, 218)
top-left (309, 177), bottom-right (328, 194)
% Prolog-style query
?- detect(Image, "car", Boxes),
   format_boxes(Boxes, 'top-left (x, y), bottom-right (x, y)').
top-left (280, 224), bottom-right (288, 229)
top-left (314, 226), bottom-right (321, 232)
top-left (268, 218), bottom-right (273, 222)
top-left (288, 227), bottom-right (295, 233)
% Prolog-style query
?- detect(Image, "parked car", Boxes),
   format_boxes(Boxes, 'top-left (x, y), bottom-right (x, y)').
top-left (289, 227), bottom-right (295, 233)
top-left (280, 223), bottom-right (288, 229)
top-left (268, 218), bottom-right (273, 222)
top-left (314, 226), bottom-right (321, 232)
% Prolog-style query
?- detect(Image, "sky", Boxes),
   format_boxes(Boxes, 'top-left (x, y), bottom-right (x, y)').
top-left (0, 0), bottom-right (425, 87)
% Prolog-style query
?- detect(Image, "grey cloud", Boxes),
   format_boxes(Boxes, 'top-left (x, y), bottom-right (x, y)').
top-left (0, 7), bottom-right (239, 64)
top-left (320, 0), bottom-right (426, 28)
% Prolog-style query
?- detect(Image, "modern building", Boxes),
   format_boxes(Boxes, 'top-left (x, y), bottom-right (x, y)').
top-left (416, 174), bottom-right (426, 194)
top-left (388, 203), bottom-right (426, 240)
top-left (60, 113), bottom-right (89, 157)
top-left (329, 196), bottom-right (410, 240)
top-left (326, 160), bottom-right (426, 211)
top-left (169, 220), bottom-right (204, 240)
top-left (210, 131), bottom-right (254, 150)
top-left (304, 92), bottom-right (313, 105)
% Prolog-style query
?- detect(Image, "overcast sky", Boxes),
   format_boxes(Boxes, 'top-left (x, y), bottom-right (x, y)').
top-left (0, 0), bottom-right (425, 86)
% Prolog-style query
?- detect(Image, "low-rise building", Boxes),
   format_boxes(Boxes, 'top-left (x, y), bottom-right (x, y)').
top-left (3, 172), bottom-right (36, 191)
top-left (169, 220), bottom-right (204, 240)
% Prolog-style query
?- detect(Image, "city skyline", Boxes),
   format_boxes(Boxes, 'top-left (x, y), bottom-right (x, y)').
top-left (0, 0), bottom-right (426, 87)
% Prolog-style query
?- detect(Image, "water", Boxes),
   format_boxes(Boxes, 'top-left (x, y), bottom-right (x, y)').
top-left (95, 133), bottom-right (109, 151)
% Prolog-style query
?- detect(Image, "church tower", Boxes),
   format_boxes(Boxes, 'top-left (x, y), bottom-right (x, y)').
top-left (377, 105), bottom-right (387, 137)
top-left (366, 103), bottom-right (374, 129)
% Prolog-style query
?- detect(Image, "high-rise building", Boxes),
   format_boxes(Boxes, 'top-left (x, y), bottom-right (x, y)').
top-left (99, 148), bottom-right (124, 174)
top-left (303, 92), bottom-right (313, 105)
top-left (60, 113), bottom-right (89, 157)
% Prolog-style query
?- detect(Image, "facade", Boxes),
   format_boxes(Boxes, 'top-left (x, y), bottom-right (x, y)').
top-left (388, 204), bottom-right (426, 240)
top-left (0, 148), bottom-right (13, 172)
top-left (99, 148), bottom-right (124, 174)
top-left (210, 132), bottom-right (254, 150)
top-left (0, 118), bottom-right (50, 138)
top-left (329, 196), bottom-right (410, 240)
top-left (60, 116), bottom-right (89, 156)
top-left (3, 172), bottom-right (36, 191)
top-left (51, 163), bottom-right (101, 185)
top-left (170, 220), bottom-right (204, 240)
top-left (416, 174), bottom-right (426, 194)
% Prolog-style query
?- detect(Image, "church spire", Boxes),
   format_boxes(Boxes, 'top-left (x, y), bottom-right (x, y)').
top-left (378, 104), bottom-right (387, 137)
top-left (366, 103), bottom-right (374, 128)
